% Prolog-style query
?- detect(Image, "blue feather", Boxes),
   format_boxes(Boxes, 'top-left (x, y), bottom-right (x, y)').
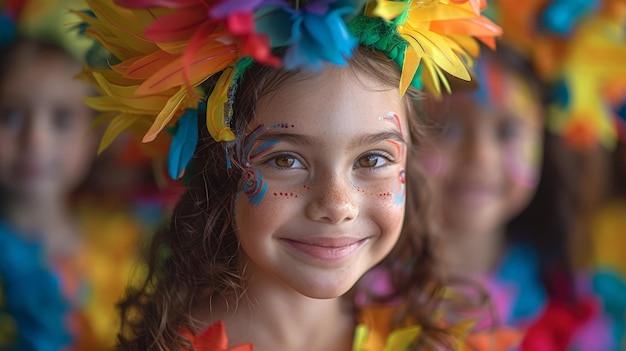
top-left (168, 109), bottom-right (199, 179)
top-left (0, 13), bottom-right (17, 47)
top-left (540, 0), bottom-right (599, 36)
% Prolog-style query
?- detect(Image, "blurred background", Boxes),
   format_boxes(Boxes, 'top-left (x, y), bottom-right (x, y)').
top-left (0, 0), bottom-right (182, 350)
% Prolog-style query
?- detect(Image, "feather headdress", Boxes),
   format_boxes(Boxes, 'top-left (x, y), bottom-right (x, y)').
top-left (78, 0), bottom-right (502, 178)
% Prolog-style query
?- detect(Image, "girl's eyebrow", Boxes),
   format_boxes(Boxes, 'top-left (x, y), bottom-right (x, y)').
top-left (254, 130), bottom-right (406, 148)
top-left (350, 131), bottom-right (406, 148)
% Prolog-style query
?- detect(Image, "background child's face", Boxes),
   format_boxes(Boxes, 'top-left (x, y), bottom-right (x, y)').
top-left (420, 63), bottom-right (543, 235)
top-left (0, 50), bottom-right (96, 201)
top-left (234, 67), bottom-right (408, 299)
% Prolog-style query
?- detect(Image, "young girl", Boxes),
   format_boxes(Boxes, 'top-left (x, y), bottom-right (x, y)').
top-left (78, 0), bottom-right (519, 350)
top-left (418, 46), bottom-right (617, 350)
top-left (0, 1), bottom-right (153, 349)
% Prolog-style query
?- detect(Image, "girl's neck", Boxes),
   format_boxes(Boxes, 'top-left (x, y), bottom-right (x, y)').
top-left (2, 194), bottom-right (80, 258)
top-left (195, 270), bottom-right (355, 351)
top-left (442, 227), bottom-right (505, 278)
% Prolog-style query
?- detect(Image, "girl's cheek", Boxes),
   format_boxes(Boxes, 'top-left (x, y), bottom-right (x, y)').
top-left (270, 189), bottom-right (301, 199)
top-left (503, 134), bottom-right (543, 188)
top-left (393, 170), bottom-right (406, 205)
top-left (266, 180), bottom-right (306, 202)
top-left (360, 170), bottom-right (407, 208)
top-left (419, 152), bottom-right (450, 179)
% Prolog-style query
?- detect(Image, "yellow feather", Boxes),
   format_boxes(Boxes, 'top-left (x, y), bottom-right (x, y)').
top-left (384, 326), bottom-right (422, 351)
top-left (91, 72), bottom-right (171, 112)
top-left (85, 0), bottom-right (156, 55)
top-left (143, 86), bottom-right (191, 142)
top-left (98, 113), bottom-right (142, 153)
top-left (373, 0), bottom-right (409, 20)
top-left (399, 45), bottom-right (421, 96)
top-left (351, 324), bottom-right (369, 351)
top-left (448, 319), bottom-right (476, 351)
top-left (206, 68), bottom-right (236, 142)
top-left (402, 29), bottom-right (471, 81)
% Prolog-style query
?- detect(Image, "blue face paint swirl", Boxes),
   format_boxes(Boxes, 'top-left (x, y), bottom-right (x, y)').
top-left (241, 124), bottom-right (283, 205)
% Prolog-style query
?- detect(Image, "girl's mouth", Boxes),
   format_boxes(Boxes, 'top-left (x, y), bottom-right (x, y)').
top-left (280, 237), bottom-right (369, 261)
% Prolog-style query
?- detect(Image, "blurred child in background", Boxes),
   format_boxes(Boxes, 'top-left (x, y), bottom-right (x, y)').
top-left (0, 0), bottom-right (158, 349)
top-left (418, 45), bottom-right (617, 350)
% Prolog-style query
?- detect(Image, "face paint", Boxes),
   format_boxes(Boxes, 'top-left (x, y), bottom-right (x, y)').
top-left (242, 124), bottom-right (294, 205)
top-left (472, 58), bottom-right (505, 107)
top-left (242, 166), bottom-right (266, 205)
top-left (272, 192), bottom-right (299, 198)
top-left (380, 112), bottom-right (407, 205)
top-left (379, 112), bottom-right (406, 139)
top-left (349, 179), bottom-right (365, 193)
top-left (394, 170), bottom-right (406, 205)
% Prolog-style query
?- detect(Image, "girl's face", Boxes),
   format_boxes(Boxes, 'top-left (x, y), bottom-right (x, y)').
top-left (0, 50), bottom-right (95, 201)
top-left (420, 61), bottom-right (543, 236)
top-left (234, 67), bottom-right (409, 299)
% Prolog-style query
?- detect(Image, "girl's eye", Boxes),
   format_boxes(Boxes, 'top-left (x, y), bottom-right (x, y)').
top-left (355, 153), bottom-right (391, 169)
top-left (358, 155), bottom-right (380, 168)
top-left (0, 107), bottom-right (24, 131)
top-left (270, 155), bottom-right (303, 169)
top-left (497, 119), bottom-right (521, 142)
top-left (438, 119), bottom-right (462, 140)
top-left (53, 108), bottom-right (76, 132)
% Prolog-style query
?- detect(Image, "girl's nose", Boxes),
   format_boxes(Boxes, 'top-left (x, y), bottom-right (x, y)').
top-left (305, 174), bottom-right (359, 224)
top-left (461, 131), bottom-right (499, 170)
top-left (20, 113), bottom-right (52, 153)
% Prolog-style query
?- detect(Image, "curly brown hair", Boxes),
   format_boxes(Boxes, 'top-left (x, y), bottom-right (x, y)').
top-left (117, 46), bottom-right (453, 350)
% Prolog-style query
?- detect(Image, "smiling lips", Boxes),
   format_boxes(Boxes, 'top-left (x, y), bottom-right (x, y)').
top-left (280, 237), bottom-right (369, 261)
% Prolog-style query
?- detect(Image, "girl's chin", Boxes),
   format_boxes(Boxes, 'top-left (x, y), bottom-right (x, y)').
top-left (289, 276), bottom-right (360, 300)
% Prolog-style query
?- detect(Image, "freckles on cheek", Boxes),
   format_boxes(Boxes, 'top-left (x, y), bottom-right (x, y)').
top-left (272, 191), bottom-right (299, 199)
top-left (371, 170), bottom-right (406, 207)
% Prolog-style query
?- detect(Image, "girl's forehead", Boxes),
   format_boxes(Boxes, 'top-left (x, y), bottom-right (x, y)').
top-left (251, 68), bottom-right (407, 128)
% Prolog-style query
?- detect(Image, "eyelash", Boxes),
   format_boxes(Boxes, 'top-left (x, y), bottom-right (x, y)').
top-left (354, 151), bottom-right (395, 170)
top-left (260, 150), bottom-right (396, 172)
top-left (262, 152), bottom-right (305, 171)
